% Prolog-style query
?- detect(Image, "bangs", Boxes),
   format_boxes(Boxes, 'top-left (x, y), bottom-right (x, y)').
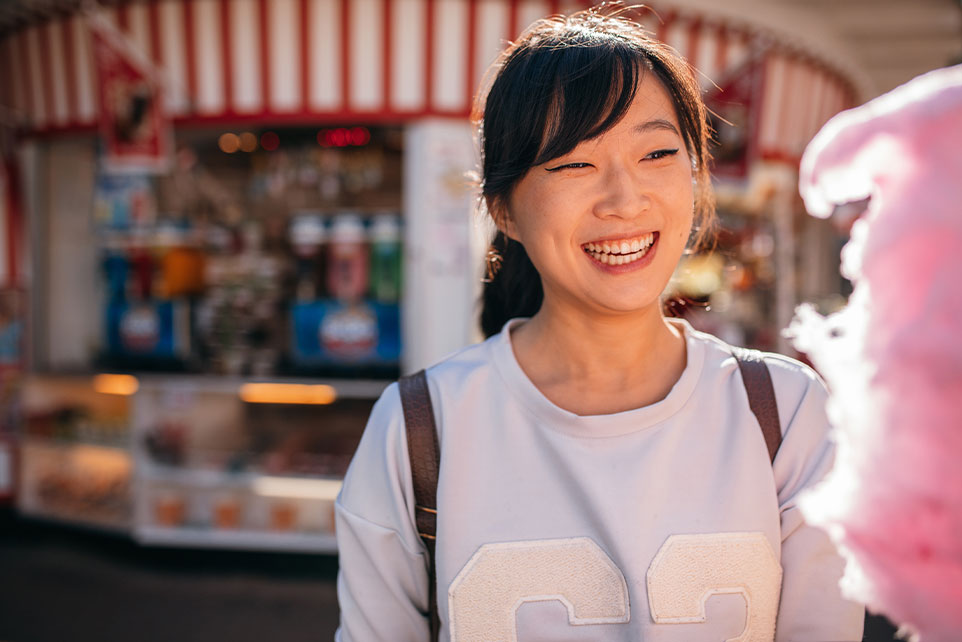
top-left (533, 40), bottom-right (646, 165)
top-left (481, 29), bottom-right (656, 195)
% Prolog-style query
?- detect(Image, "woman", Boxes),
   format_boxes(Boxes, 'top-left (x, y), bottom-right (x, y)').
top-left (335, 6), bottom-right (864, 641)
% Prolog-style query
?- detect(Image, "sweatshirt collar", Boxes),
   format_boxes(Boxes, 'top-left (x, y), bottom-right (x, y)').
top-left (489, 317), bottom-right (705, 438)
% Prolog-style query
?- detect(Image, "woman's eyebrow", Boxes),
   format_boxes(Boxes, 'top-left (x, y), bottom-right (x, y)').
top-left (633, 119), bottom-right (680, 136)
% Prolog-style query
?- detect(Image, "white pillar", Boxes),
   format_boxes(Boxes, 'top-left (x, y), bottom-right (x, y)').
top-left (747, 162), bottom-right (799, 355)
top-left (401, 119), bottom-right (484, 373)
top-left (767, 165), bottom-right (799, 356)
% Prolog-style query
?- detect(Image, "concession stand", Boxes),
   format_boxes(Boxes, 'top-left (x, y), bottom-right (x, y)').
top-left (0, 0), bottom-right (859, 549)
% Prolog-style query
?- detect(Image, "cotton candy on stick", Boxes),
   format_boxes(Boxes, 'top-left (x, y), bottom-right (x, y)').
top-left (788, 65), bottom-right (962, 642)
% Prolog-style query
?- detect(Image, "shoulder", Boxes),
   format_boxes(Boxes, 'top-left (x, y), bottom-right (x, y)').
top-left (363, 332), bottom-right (500, 439)
top-left (685, 323), bottom-right (828, 432)
top-left (755, 350), bottom-right (828, 410)
top-left (753, 352), bottom-right (830, 445)
top-left (423, 335), bottom-right (496, 381)
top-left (338, 337), bottom-right (501, 520)
top-left (686, 328), bottom-right (836, 501)
top-left (419, 332), bottom-right (506, 406)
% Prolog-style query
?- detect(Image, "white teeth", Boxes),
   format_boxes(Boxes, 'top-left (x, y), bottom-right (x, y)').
top-left (583, 232), bottom-right (657, 266)
top-left (588, 249), bottom-right (645, 266)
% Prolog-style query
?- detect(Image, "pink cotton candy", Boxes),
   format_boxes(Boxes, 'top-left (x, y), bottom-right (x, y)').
top-left (788, 65), bottom-right (962, 642)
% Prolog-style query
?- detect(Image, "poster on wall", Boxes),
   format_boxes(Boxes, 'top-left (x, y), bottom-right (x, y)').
top-left (93, 174), bottom-right (157, 230)
top-left (88, 12), bottom-right (172, 174)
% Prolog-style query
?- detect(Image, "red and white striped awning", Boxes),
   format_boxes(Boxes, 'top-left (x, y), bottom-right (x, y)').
top-left (0, 0), bottom-right (853, 162)
top-left (757, 51), bottom-right (854, 163)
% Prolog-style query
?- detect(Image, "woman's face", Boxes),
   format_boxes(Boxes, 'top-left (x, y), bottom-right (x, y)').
top-left (503, 72), bottom-right (695, 318)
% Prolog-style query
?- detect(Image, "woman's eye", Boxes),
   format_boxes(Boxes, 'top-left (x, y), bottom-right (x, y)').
top-left (545, 162), bottom-right (591, 172)
top-left (644, 148), bottom-right (680, 161)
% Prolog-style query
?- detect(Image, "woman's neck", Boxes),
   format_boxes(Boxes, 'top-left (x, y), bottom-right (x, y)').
top-left (509, 300), bottom-right (688, 415)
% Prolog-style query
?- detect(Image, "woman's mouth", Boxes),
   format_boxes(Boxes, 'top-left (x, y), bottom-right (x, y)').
top-left (582, 232), bottom-right (658, 266)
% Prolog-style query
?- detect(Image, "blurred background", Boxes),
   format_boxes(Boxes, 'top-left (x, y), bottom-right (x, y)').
top-left (0, 0), bottom-right (958, 640)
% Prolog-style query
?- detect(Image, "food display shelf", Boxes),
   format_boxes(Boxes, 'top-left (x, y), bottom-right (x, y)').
top-left (134, 526), bottom-right (338, 553)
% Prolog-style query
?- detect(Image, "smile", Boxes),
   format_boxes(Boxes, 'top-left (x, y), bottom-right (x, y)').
top-left (582, 232), bottom-right (657, 266)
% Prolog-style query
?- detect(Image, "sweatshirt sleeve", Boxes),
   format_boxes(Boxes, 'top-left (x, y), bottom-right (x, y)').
top-left (768, 360), bottom-right (864, 641)
top-left (334, 383), bottom-right (432, 642)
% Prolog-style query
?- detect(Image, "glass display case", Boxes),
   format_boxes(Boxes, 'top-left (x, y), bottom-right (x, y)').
top-left (18, 375), bottom-right (134, 532)
top-left (131, 376), bottom-right (383, 553)
top-left (16, 373), bottom-right (383, 552)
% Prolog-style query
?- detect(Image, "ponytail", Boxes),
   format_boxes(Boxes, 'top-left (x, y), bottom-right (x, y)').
top-left (479, 231), bottom-right (543, 338)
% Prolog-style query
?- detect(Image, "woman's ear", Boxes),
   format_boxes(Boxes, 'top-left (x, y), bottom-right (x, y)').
top-left (485, 197), bottom-right (517, 240)
top-left (501, 217), bottom-right (521, 242)
top-left (488, 196), bottom-right (520, 241)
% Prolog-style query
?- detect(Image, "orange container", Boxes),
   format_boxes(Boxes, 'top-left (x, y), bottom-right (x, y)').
top-left (212, 497), bottom-right (242, 529)
top-left (160, 246), bottom-right (206, 297)
top-left (154, 494), bottom-right (186, 527)
top-left (269, 502), bottom-right (298, 532)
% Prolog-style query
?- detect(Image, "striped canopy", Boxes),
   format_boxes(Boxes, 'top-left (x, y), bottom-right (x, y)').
top-left (0, 0), bottom-right (854, 161)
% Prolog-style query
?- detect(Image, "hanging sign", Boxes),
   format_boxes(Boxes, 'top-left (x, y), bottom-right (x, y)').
top-left (88, 12), bottom-right (172, 174)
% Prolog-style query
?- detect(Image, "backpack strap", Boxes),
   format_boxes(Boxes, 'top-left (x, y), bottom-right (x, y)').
top-left (398, 370), bottom-right (441, 642)
top-left (731, 346), bottom-right (783, 463)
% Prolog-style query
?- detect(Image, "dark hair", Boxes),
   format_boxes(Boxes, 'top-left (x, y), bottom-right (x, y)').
top-left (476, 4), bottom-right (716, 338)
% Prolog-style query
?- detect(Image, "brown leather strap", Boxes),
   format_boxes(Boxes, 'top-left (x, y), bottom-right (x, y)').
top-left (398, 370), bottom-right (441, 642)
top-left (731, 347), bottom-right (782, 463)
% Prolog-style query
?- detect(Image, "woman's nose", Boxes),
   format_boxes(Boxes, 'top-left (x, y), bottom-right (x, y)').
top-left (592, 163), bottom-right (650, 219)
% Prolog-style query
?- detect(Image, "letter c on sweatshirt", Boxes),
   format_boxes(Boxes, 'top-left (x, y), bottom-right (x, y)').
top-left (448, 537), bottom-right (630, 642)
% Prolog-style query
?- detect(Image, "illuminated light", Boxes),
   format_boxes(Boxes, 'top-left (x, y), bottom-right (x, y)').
top-left (317, 130), bottom-right (330, 147)
top-left (93, 374), bottom-right (140, 396)
top-left (331, 128), bottom-right (349, 147)
top-left (676, 254), bottom-right (725, 298)
top-left (260, 131), bottom-right (280, 151)
top-left (253, 476), bottom-right (342, 500)
top-left (239, 383), bottom-right (337, 405)
top-left (218, 132), bottom-right (240, 153)
top-left (70, 444), bottom-right (133, 473)
top-left (350, 126), bottom-right (370, 146)
top-left (239, 132), bottom-right (258, 152)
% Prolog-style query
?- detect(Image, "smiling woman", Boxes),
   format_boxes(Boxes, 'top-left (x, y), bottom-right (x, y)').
top-left (334, 5), bottom-right (865, 642)
top-left (503, 73), bottom-right (694, 332)
top-left (479, 10), bottom-right (715, 337)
